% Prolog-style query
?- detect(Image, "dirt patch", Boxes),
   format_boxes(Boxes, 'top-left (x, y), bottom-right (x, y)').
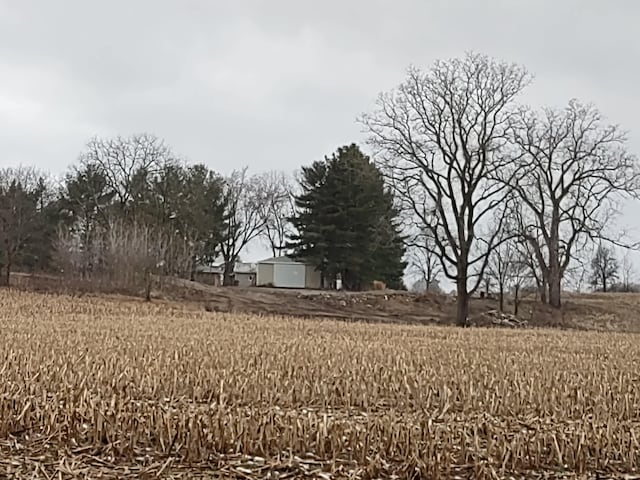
top-left (160, 279), bottom-right (640, 332)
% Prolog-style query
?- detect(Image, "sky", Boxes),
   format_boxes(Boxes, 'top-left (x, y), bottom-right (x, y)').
top-left (1, 0), bottom-right (639, 272)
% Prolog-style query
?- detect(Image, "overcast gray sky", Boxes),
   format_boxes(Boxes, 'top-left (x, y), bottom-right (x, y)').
top-left (1, 0), bottom-right (639, 269)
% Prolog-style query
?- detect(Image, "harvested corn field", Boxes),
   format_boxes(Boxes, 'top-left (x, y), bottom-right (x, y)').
top-left (1, 290), bottom-right (640, 479)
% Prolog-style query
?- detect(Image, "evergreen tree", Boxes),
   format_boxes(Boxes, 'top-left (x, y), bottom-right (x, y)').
top-left (289, 144), bottom-right (406, 290)
top-left (0, 169), bottom-right (56, 285)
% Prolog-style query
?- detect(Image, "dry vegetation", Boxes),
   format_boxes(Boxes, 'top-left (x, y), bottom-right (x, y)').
top-left (1, 290), bottom-right (640, 479)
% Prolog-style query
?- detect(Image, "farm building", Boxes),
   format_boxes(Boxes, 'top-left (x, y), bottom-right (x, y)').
top-left (194, 264), bottom-right (223, 286)
top-left (233, 262), bottom-right (257, 287)
top-left (194, 261), bottom-right (256, 287)
top-left (256, 256), bottom-right (322, 289)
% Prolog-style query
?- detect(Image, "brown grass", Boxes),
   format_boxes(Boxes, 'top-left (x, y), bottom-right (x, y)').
top-left (0, 289), bottom-right (639, 478)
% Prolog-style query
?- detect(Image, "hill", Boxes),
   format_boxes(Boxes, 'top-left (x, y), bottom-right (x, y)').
top-left (11, 273), bottom-right (640, 333)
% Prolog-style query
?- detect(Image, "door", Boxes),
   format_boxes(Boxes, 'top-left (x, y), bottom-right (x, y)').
top-left (273, 263), bottom-right (306, 288)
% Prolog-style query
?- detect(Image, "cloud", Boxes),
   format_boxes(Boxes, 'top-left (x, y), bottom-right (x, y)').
top-left (0, 0), bottom-right (637, 174)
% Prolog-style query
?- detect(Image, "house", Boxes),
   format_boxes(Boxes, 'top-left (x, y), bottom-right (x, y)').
top-left (256, 256), bottom-right (322, 289)
top-left (194, 264), bottom-right (223, 286)
top-left (194, 260), bottom-right (256, 287)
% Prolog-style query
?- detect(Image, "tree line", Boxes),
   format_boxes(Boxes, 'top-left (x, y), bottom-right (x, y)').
top-left (0, 137), bottom-right (406, 296)
top-left (1, 52), bottom-right (638, 327)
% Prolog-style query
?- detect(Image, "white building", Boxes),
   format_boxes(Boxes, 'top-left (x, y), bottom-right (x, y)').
top-left (256, 256), bottom-right (322, 289)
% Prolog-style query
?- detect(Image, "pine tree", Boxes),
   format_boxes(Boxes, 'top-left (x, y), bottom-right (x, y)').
top-left (0, 170), bottom-right (54, 285)
top-left (289, 144), bottom-right (406, 290)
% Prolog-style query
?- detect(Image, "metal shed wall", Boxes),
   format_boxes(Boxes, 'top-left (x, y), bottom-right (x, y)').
top-left (256, 263), bottom-right (274, 286)
top-left (273, 263), bottom-right (306, 288)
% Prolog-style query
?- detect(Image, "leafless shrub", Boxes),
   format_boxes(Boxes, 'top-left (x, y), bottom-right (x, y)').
top-left (55, 219), bottom-right (193, 299)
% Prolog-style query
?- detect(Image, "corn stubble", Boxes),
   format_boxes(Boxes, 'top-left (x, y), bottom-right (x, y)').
top-left (0, 290), bottom-right (639, 479)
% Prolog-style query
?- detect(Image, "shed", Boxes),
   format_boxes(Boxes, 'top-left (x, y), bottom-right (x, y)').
top-left (256, 256), bottom-right (322, 289)
top-left (233, 262), bottom-right (257, 287)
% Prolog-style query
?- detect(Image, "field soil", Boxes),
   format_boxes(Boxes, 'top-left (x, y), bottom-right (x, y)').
top-left (11, 272), bottom-right (640, 332)
top-left (1, 289), bottom-right (639, 479)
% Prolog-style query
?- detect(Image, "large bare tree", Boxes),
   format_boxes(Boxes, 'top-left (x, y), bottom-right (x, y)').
top-left (219, 168), bottom-right (266, 286)
top-left (255, 170), bottom-right (296, 257)
top-left (79, 133), bottom-right (177, 222)
top-left (508, 100), bottom-right (640, 307)
top-left (362, 53), bottom-right (531, 326)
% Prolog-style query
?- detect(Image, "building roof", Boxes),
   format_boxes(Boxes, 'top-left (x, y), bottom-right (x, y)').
top-left (234, 262), bottom-right (256, 274)
top-left (195, 264), bottom-right (223, 274)
top-left (257, 255), bottom-right (307, 265)
top-left (195, 261), bottom-right (255, 274)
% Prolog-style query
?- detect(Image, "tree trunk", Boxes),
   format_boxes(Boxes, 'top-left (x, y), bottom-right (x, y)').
top-left (223, 261), bottom-right (235, 286)
top-left (548, 266), bottom-right (561, 308)
top-left (534, 274), bottom-right (545, 303)
top-left (548, 211), bottom-right (562, 308)
top-left (540, 277), bottom-right (548, 304)
top-left (144, 269), bottom-right (152, 302)
top-left (514, 284), bottom-right (520, 316)
top-left (456, 280), bottom-right (470, 327)
top-left (499, 285), bottom-right (504, 312)
top-left (602, 274), bottom-right (607, 293)
top-left (4, 257), bottom-right (11, 287)
top-left (190, 254), bottom-right (197, 282)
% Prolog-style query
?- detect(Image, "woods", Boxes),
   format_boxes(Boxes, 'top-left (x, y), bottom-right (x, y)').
top-left (1, 54), bottom-right (638, 326)
top-left (0, 136), bottom-right (405, 295)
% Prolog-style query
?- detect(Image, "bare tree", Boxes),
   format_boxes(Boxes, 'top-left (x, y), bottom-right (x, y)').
top-left (564, 260), bottom-right (590, 294)
top-left (620, 251), bottom-right (636, 292)
top-left (508, 100), bottom-right (640, 307)
top-left (510, 207), bottom-right (550, 303)
top-left (255, 170), bottom-right (296, 257)
top-left (509, 250), bottom-right (532, 316)
top-left (406, 227), bottom-right (442, 292)
top-left (590, 243), bottom-right (619, 293)
top-left (79, 133), bottom-right (177, 222)
top-left (219, 168), bottom-right (266, 286)
top-left (362, 52), bottom-right (531, 326)
top-left (486, 238), bottom-right (518, 312)
top-left (56, 218), bottom-right (193, 299)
